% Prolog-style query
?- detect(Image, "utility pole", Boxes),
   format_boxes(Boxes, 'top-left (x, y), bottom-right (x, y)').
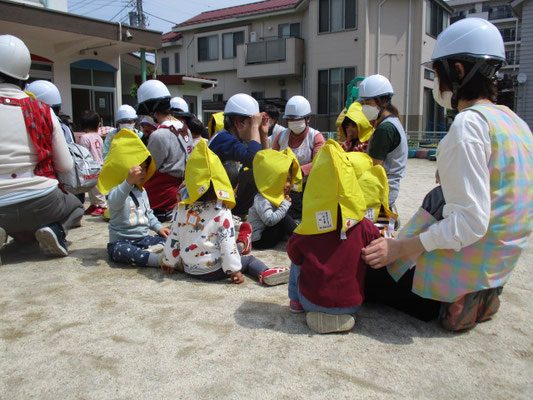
top-left (136, 0), bottom-right (147, 82)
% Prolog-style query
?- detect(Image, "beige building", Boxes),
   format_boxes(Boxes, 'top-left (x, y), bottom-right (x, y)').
top-left (157, 0), bottom-right (452, 133)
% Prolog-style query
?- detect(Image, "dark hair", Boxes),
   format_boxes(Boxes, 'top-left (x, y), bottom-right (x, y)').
top-left (262, 104), bottom-right (280, 120)
top-left (188, 117), bottom-right (208, 138)
top-left (434, 59), bottom-right (498, 103)
top-left (341, 116), bottom-right (357, 135)
top-left (0, 72), bottom-right (24, 89)
top-left (138, 98), bottom-right (171, 115)
top-left (223, 115), bottom-right (247, 132)
top-left (142, 156), bottom-right (152, 167)
top-left (197, 183), bottom-right (218, 202)
top-left (79, 110), bottom-right (101, 131)
top-left (376, 95), bottom-right (400, 119)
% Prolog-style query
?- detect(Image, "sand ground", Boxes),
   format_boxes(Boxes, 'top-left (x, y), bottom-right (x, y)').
top-left (1, 158), bottom-right (532, 399)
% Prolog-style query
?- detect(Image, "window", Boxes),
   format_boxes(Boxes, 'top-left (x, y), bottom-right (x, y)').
top-left (423, 87), bottom-right (446, 131)
top-left (223, 31), bottom-right (244, 59)
top-left (251, 91), bottom-right (264, 100)
top-left (450, 10), bottom-right (466, 24)
top-left (424, 68), bottom-right (435, 81)
top-left (317, 67), bottom-right (356, 114)
top-left (161, 57), bottom-right (169, 75)
top-left (319, 0), bottom-right (357, 33)
top-left (280, 89), bottom-right (287, 100)
top-left (174, 53), bottom-right (180, 73)
top-left (198, 35), bottom-right (219, 61)
top-left (500, 28), bottom-right (516, 42)
top-left (489, 5), bottom-right (513, 20)
top-left (213, 93), bottom-right (223, 102)
top-left (70, 67), bottom-right (114, 87)
top-left (278, 23), bottom-right (300, 38)
top-left (426, 0), bottom-right (449, 37)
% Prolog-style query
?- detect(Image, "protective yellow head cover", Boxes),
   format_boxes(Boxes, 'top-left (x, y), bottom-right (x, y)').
top-left (208, 112), bottom-right (225, 139)
top-left (346, 151), bottom-right (373, 179)
top-left (180, 140), bottom-right (235, 209)
top-left (97, 129), bottom-right (156, 195)
top-left (358, 165), bottom-right (393, 222)
top-left (336, 102), bottom-right (374, 143)
top-left (253, 148), bottom-right (302, 208)
top-left (295, 140), bottom-right (367, 235)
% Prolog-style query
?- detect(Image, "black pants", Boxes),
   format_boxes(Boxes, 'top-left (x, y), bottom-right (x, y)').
top-left (253, 214), bottom-right (297, 250)
top-left (364, 186), bottom-right (446, 322)
top-left (232, 168), bottom-right (258, 217)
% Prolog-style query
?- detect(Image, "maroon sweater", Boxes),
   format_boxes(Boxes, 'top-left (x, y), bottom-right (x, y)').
top-left (287, 218), bottom-right (380, 308)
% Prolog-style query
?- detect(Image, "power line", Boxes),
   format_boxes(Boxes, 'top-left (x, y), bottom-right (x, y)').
top-left (109, 1), bottom-right (134, 21)
top-left (143, 10), bottom-right (177, 25)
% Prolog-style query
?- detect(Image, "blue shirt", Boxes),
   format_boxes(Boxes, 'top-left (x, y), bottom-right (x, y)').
top-left (208, 130), bottom-right (261, 168)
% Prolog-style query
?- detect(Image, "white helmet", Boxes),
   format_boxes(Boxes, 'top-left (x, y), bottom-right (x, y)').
top-left (431, 17), bottom-right (505, 79)
top-left (358, 75), bottom-right (394, 99)
top-left (0, 35), bottom-right (31, 80)
top-left (224, 93), bottom-right (259, 117)
top-left (170, 97), bottom-right (189, 113)
top-left (136, 79), bottom-right (171, 114)
top-left (25, 80), bottom-right (62, 107)
top-left (116, 104), bottom-right (138, 122)
top-left (283, 95), bottom-right (311, 119)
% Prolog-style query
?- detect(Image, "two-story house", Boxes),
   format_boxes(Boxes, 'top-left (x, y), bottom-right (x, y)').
top-left (158, 0), bottom-right (452, 133)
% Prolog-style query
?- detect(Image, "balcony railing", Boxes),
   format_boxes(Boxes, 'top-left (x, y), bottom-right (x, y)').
top-left (246, 38), bottom-right (287, 64)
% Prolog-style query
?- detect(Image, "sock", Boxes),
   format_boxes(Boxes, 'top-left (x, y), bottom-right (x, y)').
top-left (147, 252), bottom-right (159, 267)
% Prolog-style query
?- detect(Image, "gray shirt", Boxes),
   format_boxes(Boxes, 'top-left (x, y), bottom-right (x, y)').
top-left (248, 193), bottom-right (291, 242)
top-left (147, 125), bottom-right (192, 178)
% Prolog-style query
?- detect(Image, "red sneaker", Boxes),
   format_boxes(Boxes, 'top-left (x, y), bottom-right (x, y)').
top-left (237, 222), bottom-right (252, 255)
top-left (91, 207), bottom-right (107, 216)
top-left (289, 299), bottom-right (304, 313)
top-left (84, 205), bottom-right (97, 215)
top-left (258, 267), bottom-right (290, 286)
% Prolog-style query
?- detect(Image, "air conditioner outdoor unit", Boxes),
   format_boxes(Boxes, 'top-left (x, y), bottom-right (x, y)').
top-left (250, 32), bottom-right (257, 42)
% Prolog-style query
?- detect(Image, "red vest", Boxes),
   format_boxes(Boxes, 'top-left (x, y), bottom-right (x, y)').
top-left (0, 96), bottom-right (56, 180)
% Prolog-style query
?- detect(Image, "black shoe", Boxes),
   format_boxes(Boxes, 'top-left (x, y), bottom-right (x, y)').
top-left (35, 224), bottom-right (68, 257)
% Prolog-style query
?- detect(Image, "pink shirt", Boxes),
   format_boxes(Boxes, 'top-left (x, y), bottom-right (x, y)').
top-left (79, 132), bottom-right (104, 164)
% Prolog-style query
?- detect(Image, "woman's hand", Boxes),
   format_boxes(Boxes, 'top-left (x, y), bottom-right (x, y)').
top-left (361, 238), bottom-right (402, 269)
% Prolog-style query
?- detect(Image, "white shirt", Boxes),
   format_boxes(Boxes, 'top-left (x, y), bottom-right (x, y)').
top-left (420, 110), bottom-right (492, 252)
top-left (0, 83), bottom-right (72, 202)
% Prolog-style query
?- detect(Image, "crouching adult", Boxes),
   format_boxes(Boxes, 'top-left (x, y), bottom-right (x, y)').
top-left (0, 35), bottom-right (83, 257)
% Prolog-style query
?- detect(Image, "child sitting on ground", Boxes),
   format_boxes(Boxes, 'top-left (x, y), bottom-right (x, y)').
top-left (287, 140), bottom-right (380, 334)
top-left (97, 129), bottom-right (170, 268)
top-left (248, 149), bottom-right (302, 249)
top-left (160, 141), bottom-right (289, 285)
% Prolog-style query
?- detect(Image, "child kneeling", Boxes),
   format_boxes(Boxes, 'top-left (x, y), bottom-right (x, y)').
top-left (97, 129), bottom-right (170, 268)
top-left (248, 149), bottom-right (301, 249)
top-left (287, 140), bottom-right (380, 333)
top-left (161, 141), bottom-right (288, 285)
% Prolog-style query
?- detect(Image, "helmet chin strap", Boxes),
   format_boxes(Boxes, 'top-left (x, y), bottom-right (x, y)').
top-left (442, 59), bottom-right (483, 110)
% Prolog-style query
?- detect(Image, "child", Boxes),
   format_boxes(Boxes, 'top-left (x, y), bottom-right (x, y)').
top-left (160, 141), bottom-right (289, 285)
top-left (78, 110), bottom-right (108, 215)
top-left (287, 140), bottom-right (380, 334)
top-left (248, 148), bottom-right (302, 249)
top-left (336, 102), bottom-right (374, 153)
top-left (96, 129), bottom-right (170, 268)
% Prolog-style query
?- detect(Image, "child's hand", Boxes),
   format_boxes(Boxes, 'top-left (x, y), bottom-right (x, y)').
top-left (126, 165), bottom-right (145, 186)
top-left (230, 271), bottom-right (244, 284)
top-left (285, 194), bottom-right (292, 202)
top-left (158, 227), bottom-right (170, 238)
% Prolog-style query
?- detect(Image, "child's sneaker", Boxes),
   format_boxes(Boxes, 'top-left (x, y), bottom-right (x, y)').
top-left (84, 204), bottom-right (96, 215)
top-left (237, 222), bottom-right (252, 255)
top-left (258, 267), bottom-right (290, 286)
top-left (289, 299), bottom-right (304, 313)
top-left (306, 312), bottom-right (355, 334)
top-left (91, 207), bottom-right (107, 216)
top-left (35, 224), bottom-right (68, 257)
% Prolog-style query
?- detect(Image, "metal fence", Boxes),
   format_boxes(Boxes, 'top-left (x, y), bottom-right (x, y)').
top-left (246, 38), bottom-right (286, 64)
top-left (321, 131), bottom-right (447, 146)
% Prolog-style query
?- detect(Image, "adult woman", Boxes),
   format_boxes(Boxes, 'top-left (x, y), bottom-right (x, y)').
top-left (362, 18), bottom-right (533, 331)
top-left (359, 75), bottom-right (407, 210)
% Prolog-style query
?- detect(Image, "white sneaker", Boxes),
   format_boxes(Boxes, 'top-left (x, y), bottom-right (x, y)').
top-left (232, 215), bottom-right (242, 231)
top-left (306, 312), bottom-right (355, 334)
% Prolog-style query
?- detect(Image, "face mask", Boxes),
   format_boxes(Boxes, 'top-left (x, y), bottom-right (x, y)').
top-left (432, 77), bottom-right (453, 109)
top-left (361, 105), bottom-right (380, 121)
top-left (288, 120), bottom-right (306, 134)
top-left (119, 123), bottom-right (135, 131)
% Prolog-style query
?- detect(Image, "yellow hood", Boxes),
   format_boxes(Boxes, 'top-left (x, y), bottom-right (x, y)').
top-left (208, 112), bottom-right (225, 139)
top-left (180, 140), bottom-right (235, 209)
top-left (358, 165), bottom-right (394, 222)
top-left (253, 148), bottom-right (302, 208)
top-left (97, 129), bottom-right (155, 195)
top-left (346, 151), bottom-right (374, 179)
top-left (295, 140), bottom-right (367, 235)
top-left (336, 102), bottom-right (374, 143)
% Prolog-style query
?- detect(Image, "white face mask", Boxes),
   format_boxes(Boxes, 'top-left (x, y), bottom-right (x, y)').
top-left (361, 105), bottom-right (380, 121)
top-left (119, 122), bottom-right (136, 131)
top-left (288, 120), bottom-right (307, 134)
top-left (432, 77), bottom-right (453, 109)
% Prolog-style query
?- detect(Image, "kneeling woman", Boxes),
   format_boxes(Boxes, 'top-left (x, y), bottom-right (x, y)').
top-left (362, 18), bottom-right (533, 331)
